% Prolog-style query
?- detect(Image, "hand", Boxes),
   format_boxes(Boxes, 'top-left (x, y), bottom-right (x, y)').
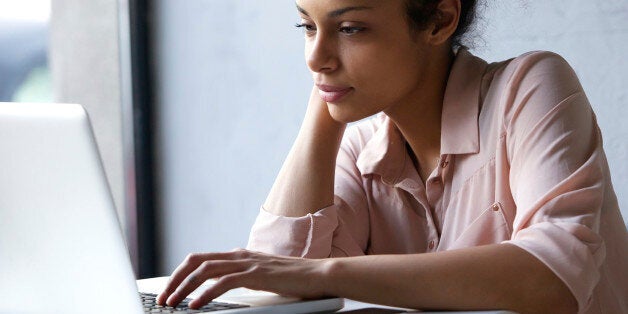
top-left (156, 248), bottom-right (331, 309)
top-left (303, 85), bottom-right (346, 130)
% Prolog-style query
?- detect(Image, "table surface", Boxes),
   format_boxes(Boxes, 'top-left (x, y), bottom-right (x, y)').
top-left (137, 277), bottom-right (516, 314)
top-left (340, 300), bottom-right (515, 313)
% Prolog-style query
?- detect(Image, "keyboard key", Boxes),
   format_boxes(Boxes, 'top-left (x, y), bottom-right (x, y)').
top-left (139, 292), bottom-right (249, 313)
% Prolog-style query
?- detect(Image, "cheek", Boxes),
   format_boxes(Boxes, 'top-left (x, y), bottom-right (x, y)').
top-left (344, 39), bottom-right (425, 96)
top-left (358, 55), bottom-right (425, 105)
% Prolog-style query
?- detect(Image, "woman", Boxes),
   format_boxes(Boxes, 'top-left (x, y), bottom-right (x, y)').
top-left (157, 0), bottom-right (628, 313)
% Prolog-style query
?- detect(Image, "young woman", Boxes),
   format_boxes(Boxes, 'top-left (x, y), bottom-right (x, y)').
top-left (157, 0), bottom-right (628, 313)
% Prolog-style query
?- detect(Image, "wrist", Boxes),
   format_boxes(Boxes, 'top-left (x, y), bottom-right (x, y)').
top-left (297, 105), bottom-right (346, 159)
top-left (317, 258), bottom-right (343, 297)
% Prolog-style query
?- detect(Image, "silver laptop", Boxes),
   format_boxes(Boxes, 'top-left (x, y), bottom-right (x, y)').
top-left (0, 102), bottom-right (343, 314)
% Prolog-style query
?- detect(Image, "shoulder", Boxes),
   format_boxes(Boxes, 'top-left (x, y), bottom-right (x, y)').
top-left (508, 50), bottom-right (572, 69)
top-left (491, 50), bottom-right (583, 97)
top-left (485, 52), bottom-right (596, 155)
top-left (485, 51), bottom-right (588, 129)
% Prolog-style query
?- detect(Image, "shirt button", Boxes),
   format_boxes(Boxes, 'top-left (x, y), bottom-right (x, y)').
top-left (492, 204), bottom-right (500, 211)
top-left (428, 240), bottom-right (435, 250)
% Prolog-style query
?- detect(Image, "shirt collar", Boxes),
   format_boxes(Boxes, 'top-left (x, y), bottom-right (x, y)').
top-left (356, 48), bottom-right (488, 182)
top-left (440, 48), bottom-right (487, 154)
top-left (355, 114), bottom-right (407, 185)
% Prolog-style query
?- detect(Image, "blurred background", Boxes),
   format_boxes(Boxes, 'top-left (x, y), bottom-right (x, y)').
top-left (2, 0), bottom-right (626, 278)
top-left (0, 0), bottom-right (51, 103)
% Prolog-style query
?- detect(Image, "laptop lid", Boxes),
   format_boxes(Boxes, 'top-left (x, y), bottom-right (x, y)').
top-left (0, 102), bottom-right (343, 314)
top-left (0, 102), bottom-right (143, 314)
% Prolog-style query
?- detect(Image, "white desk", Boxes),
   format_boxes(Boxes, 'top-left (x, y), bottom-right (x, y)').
top-left (137, 277), bottom-right (515, 314)
top-left (341, 299), bottom-right (515, 313)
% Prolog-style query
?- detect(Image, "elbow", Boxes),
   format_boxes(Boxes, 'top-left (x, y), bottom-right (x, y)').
top-left (536, 292), bottom-right (578, 314)
top-left (536, 269), bottom-right (579, 314)
top-left (510, 278), bottom-right (579, 314)
top-left (504, 245), bottom-right (580, 314)
top-left (509, 292), bottom-right (578, 314)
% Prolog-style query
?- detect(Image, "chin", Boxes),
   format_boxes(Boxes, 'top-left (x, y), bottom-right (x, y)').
top-left (327, 103), bottom-right (379, 124)
top-left (327, 106), bottom-right (363, 124)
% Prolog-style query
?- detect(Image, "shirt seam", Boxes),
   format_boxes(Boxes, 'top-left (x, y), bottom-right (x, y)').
top-left (448, 155), bottom-right (497, 204)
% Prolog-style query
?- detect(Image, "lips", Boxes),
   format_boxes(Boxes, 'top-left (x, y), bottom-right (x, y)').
top-left (316, 84), bottom-right (353, 103)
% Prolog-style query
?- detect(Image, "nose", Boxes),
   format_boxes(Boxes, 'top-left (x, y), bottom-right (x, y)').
top-left (305, 33), bottom-right (339, 74)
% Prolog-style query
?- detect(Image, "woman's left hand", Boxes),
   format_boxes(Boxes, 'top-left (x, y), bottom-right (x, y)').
top-left (156, 248), bottom-right (331, 309)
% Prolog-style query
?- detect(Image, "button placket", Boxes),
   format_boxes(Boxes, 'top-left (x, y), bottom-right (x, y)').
top-left (426, 176), bottom-right (443, 207)
top-left (408, 189), bottom-right (440, 252)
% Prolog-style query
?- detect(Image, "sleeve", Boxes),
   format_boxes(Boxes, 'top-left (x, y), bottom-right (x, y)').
top-left (246, 124), bottom-right (373, 258)
top-left (501, 51), bottom-right (606, 313)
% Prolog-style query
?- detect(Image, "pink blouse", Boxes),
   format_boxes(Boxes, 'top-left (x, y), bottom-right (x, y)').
top-left (247, 49), bottom-right (628, 313)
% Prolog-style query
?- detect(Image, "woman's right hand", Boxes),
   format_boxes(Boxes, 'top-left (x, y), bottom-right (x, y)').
top-left (157, 249), bottom-right (331, 309)
top-left (301, 86), bottom-right (347, 134)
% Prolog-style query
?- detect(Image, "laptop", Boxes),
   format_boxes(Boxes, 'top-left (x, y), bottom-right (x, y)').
top-left (0, 102), bottom-right (344, 313)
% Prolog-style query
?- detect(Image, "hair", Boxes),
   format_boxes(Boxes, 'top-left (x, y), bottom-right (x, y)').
top-left (405, 0), bottom-right (479, 48)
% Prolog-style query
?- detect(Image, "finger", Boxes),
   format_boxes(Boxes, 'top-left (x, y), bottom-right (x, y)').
top-left (157, 250), bottom-right (255, 305)
top-left (165, 260), bottom-right (250, 307)
top-left (156, 253), bottom-right (203, 305)
top-left (188, 272), bottom-right (250, 309)
top-left (157, 252), bottom-right (236, 305)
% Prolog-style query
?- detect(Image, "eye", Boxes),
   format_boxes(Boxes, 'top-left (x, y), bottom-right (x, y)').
top-left (295, 22), bottom-right (316, 35)
top-left (338, 26), bottom-right (366, 35)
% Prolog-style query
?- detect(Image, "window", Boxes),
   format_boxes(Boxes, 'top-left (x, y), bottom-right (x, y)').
top-left (0, 0), bottom-right (52, 102)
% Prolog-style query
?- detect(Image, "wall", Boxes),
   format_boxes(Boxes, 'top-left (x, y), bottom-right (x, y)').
top-left (50, 0), bottom-right (133, 248)
top-left (152, 0), bottom-right (628, 274)
top-left (152, 0), bottom-right (311, 273)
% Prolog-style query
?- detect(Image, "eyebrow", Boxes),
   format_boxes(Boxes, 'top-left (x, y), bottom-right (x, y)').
top-left (296, 4), bottom-right (373, 18)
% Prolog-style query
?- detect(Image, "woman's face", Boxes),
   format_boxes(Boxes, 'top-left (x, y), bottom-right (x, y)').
top-left (296, 0), bottom-right (435, 123)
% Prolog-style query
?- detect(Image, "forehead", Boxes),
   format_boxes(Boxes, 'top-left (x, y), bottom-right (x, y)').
top-left (295, 0), bottom-right (406, 18)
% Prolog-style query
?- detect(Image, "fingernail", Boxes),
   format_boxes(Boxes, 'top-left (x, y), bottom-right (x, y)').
top-left (157, 294), bottom-right (167, 305)
top-left (166, 294), bottom-right (178, 306)
top-left (188, 299), bottom-right (200, 309)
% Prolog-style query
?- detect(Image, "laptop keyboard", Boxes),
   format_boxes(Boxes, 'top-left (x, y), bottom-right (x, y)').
top-left (140, 292), bottom-right (249, 313)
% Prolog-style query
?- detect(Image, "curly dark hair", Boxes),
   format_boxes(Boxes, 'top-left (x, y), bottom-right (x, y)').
top-left (405, 0), bottom-right (479, 48)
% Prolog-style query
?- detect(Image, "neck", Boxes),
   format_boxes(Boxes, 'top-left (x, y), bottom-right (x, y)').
top-left (385, 47), bottom-right (454, 180)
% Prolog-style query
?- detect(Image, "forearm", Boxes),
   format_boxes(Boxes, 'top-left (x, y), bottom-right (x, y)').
top-left (323, 243), bottom-right (577, 314)
top-left (263, 89), bottom-right (345, 217)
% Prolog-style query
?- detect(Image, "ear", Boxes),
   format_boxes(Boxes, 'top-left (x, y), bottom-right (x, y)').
top-left (427, 0), bottom-right (460, 46)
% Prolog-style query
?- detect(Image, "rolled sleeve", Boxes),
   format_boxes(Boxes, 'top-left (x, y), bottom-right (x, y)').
top-left (246, 200), bottom-right (340, 258)
top-left (246, 193), bottom-right (369, 258)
